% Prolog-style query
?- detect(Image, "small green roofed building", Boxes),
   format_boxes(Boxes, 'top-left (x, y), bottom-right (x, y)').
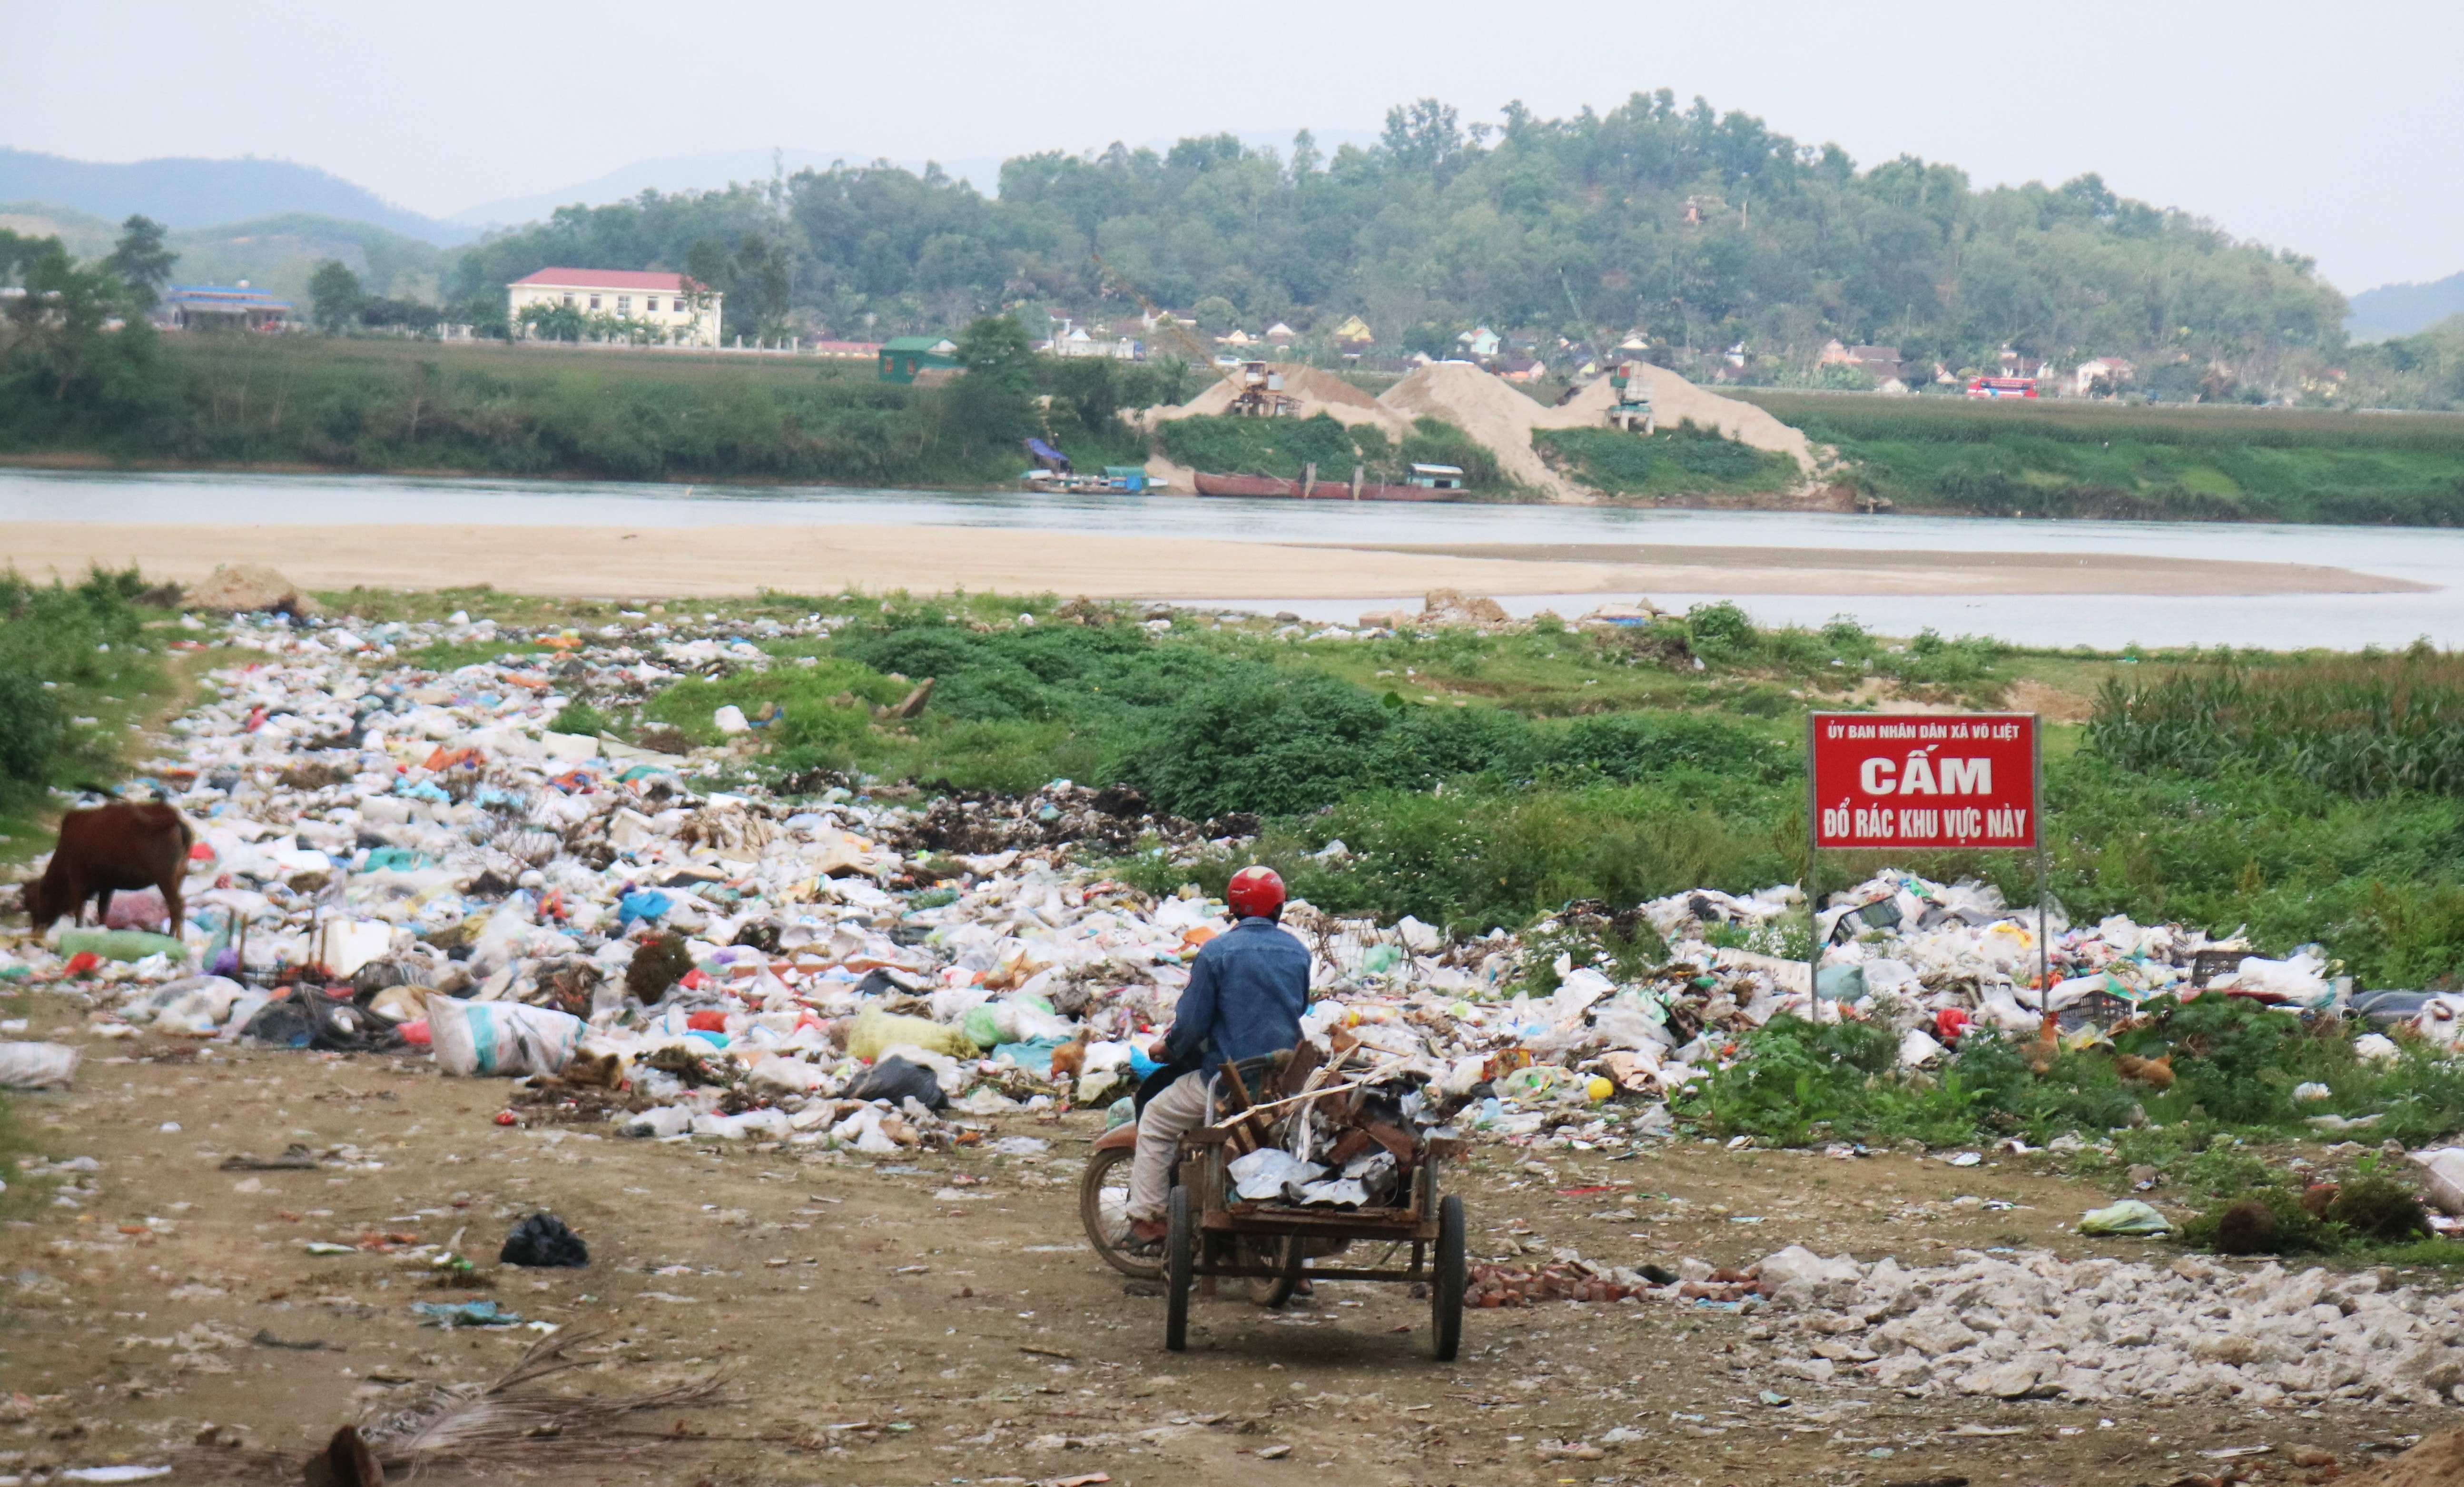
top-left (878, 336), bottom-right (959, 383)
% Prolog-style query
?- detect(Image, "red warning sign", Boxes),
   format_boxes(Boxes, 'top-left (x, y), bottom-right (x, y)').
top-left (1809, 713), bottom-right (2038, 851)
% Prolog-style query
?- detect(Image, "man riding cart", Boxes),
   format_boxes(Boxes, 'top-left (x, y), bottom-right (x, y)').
top-left (1089, 866), bottom-right (1470, 1358)
top-left (1126, 865), bottom-right (1308, 1247)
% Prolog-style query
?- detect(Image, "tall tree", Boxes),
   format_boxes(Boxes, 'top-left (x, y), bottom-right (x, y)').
top-left (0, 228), bottom-right (161, 414)
top-left (951, 313), bottom-right (1036, 450)
top-left (308, 260), bottom-right (364, 334)
top-left (102, 216), bottom-right (176, 313)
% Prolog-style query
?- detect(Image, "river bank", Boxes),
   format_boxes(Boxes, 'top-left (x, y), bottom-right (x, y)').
top-left (10, 336), bottom-right (2464, 524)
top-left (7, 467), bottom-right (2464, 647)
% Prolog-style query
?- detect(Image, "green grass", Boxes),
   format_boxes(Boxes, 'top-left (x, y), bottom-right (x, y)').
top-left (1156, 411), bottom-right (1515, 492)
top-left (1685, 992), bottom-right (2464, 1155)
top-left (0, 566), bottom-right (178, 861)
top-left (2090, 647), bottom-right (2464, 796)
top-left (0, 335), bottom-right (1037, 487)
top-left (1737, 391), bottom-right (2464, 524)
top-left (1534, 421), bottom-right (1802, 498)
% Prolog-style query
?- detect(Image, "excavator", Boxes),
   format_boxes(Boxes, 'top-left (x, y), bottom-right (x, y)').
top-left (1089, 254), bottom-right (1293, 417)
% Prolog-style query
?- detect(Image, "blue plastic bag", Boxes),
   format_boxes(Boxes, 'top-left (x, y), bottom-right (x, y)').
top-left (617, 889), bottom-right (672, 928)
top-left (992, 1036), bottom-right (1074, 1077)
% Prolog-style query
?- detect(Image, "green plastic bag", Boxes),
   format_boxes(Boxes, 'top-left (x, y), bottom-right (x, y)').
top-left (58, 929), bottom-right (188, 964)
top-left (2078, 1200), bottom-right (2171, 1236)
top-left (962, 1001), bottom-right (1003, 1051)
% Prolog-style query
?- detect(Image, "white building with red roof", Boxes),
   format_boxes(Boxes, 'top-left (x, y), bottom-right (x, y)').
top-left (506, 267), bottom-right (720, 347)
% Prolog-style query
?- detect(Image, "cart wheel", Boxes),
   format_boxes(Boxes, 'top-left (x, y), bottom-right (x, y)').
top-left (1431, 1194), bottom-right (1466, 1362)
top-left (1164, 1185), bottom-right (1194, 1352)
top-left (1245, 1236), bottom-right (1301, 1309)
top-left (1079, 1145), bottom-right (1163, 1281)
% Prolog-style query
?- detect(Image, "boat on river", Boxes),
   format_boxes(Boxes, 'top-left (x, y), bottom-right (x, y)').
top-left (1192, 471), bottom-right (1453, 502)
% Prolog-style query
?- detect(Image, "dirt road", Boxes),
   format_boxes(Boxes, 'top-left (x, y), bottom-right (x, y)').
top-left (2, 997), bottom-right (2444, 1486)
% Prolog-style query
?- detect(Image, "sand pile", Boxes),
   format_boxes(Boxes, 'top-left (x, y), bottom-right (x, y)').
top-left (181, 563), bottom-right (320, 615)
top-left (1376, 361), bottom-right (1587, 497)
top-left (1552, 365), bottom-right (1819, 471)
top-left (1137, 365), bottom-right (1414, 493)
top-left (1377, 361), bottom-right (1820, 499)
top-left (2340, 1428), bottom-right (2464, 1487)
top-left (1139, 357), bottom-right (1819, 502)
top-left (1142, 365), bottom-right (1412, 437)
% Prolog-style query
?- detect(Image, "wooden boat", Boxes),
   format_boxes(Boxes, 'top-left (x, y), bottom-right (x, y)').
top-left (1191, 471), bottom-right (1455, 502)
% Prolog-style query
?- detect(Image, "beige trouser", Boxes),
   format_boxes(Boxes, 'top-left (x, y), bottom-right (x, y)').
top-left (1128, 1070), bottom-right (1211, 1222)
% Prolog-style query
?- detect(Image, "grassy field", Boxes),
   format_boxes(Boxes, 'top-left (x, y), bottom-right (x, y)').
top-left (1738, 390), bottom-right (2464, 524)
top-left (0, 335), bottom-right (1131, 488)
top-left (1533, 422), bottom-right (1803, 500)
top-left (1155, 410), bottom-right (1516, 492)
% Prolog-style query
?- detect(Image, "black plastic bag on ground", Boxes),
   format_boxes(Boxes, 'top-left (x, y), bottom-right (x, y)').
top-left (239, 993), bottom-right (319, 1049)
top-left (245, 986), bottom-right (404, 1053)
top-left (500, 1212), bottom-right (589, 1268)
top-left (844, 1054), bottom-right (945, 1110)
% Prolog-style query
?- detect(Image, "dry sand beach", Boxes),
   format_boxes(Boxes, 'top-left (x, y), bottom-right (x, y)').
top-left (0, 518), bottom-right (2427, 601)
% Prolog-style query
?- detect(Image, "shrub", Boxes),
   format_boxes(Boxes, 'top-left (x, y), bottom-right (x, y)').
top-left (0, 671), bottom-right (63, 783)
top-left (1110, 667), bottom-right (1397, 819)
top-left (1534, 422), bottom-right (1794, 496)
top-left (1686, 602), bottom-right (1758, 663)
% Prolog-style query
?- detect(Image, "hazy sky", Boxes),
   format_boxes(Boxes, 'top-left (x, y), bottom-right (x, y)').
top-left (10, 0), bottom-right (2457, 291)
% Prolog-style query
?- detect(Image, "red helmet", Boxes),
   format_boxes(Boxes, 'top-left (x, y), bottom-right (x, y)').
top-left (1225, 866), bottom-right (1287, 920)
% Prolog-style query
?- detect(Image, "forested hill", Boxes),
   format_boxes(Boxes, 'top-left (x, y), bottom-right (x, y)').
top-left (451, 91), bottom-right (2344, 378)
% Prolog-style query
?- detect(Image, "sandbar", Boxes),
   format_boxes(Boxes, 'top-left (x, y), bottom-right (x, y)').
top-left (0, 521), bottom-right (2426, 600)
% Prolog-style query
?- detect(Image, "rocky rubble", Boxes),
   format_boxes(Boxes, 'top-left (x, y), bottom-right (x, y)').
top-left (1725, 1246), bottom-right (2464, 1409)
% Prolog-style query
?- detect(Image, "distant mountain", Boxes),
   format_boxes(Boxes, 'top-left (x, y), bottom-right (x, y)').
top-left (167, 214), bottom-right (458, 305)
top-left (444, 132), bottom-right (1375, 226)
top-left (447, 148), bottom-right (1003, 228)
top-left (0, 199), bottom-right (457, 303)
top-left (2347, 272), bottom-right (2464, 340)
top-left (0, 148), bottom-right (473, 247)
top-left (0, 199), bottom-right (119, 258)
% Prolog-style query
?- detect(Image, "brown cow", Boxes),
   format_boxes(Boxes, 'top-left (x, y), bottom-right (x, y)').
top-left (23, 802), bottom-right (194, 936)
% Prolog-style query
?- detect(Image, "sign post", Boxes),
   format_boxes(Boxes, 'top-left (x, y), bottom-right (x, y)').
top-left (1806, 713), bottom-right (2046, 1014)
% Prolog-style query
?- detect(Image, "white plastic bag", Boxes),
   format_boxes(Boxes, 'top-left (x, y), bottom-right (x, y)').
top-left (310, 919), bottom-right (394, 979)
top-left (0, 1041), bottom-right (79, 1089)
top-left (424, 993), bottom-right (582, 1077)
top-left (2224, 950), bottom-right (2331, 1006)
top-left (2411, 1148), bottom-right (2464, 1217)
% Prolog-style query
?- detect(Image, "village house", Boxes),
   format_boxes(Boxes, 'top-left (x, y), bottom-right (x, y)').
top-left (2070, 356), bottom-right (2136, 396)
top-left (161, 282), bottom-right (292, 331)
top-left (506, 268), bottom-right (719, 347)
top-left (878, 336), bottom-right (958, 383)
top-left (1820, 338), bottom-right (1906, 386)
top-left (1997, 345), bottom-right (2047, 381)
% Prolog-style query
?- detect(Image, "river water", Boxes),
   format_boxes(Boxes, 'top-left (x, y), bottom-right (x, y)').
top-left (3, 468), bottom-right (2458, 650)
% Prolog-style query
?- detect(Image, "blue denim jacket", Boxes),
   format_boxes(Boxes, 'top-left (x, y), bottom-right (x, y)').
top-left (1164, 916), bottom-right (1311, 1071)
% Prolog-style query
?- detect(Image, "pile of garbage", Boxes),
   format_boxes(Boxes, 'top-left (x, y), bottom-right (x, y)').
top-left (3, 607), bottom-right (2461, 1166)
